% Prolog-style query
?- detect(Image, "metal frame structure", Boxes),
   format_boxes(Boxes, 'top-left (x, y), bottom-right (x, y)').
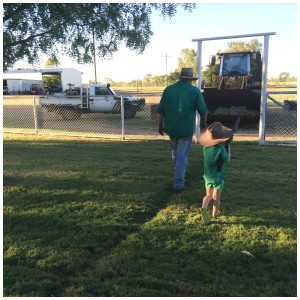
top-left (192, 32), bottom-right (276, 144)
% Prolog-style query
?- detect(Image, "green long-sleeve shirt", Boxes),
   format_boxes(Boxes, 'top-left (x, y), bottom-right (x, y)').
top-left (157, 81), bottom-right (207, 138)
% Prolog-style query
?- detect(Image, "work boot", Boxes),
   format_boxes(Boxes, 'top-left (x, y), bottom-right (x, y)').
top-left (173, 185), bottom-right (187, 194)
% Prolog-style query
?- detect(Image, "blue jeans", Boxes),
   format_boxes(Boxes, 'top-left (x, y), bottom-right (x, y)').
top-left (170, 135), bottom-right (193, 189)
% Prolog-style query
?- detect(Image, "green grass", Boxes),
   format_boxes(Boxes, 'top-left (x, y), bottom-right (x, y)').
top-left (3, 133), bottom-right (297, 296)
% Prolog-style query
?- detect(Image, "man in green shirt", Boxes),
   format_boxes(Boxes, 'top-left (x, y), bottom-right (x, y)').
top-left (157, 68), bottom-right (208, 192)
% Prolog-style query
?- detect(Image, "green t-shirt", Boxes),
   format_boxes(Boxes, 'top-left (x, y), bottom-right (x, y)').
top-left (157, 81), bottom-right (207, 138)
top-left (203, 144), bottom-right (229, 183)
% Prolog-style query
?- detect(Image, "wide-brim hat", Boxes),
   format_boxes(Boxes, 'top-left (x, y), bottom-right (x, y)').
top-left (177, 68), bottom-right (198, 80)
top-left (199, 122), bottom-right (234, 147)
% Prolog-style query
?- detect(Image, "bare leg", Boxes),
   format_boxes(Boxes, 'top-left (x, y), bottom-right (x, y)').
top-left (201, 189), bottom-right (213, 224)
top-left (212, 188), bottom-right (222, 218)
top-left (202, 188), bottom-right (213, 209)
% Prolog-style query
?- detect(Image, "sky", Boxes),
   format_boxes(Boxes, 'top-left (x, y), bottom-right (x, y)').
top-left (12, 2), bottom-right (298, 83)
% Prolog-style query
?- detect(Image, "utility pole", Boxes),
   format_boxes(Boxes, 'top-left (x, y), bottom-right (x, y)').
top-left (93, 30), bottom-right (97, 83)
top-left (162, 53), bottom-right (171, 85)
top-left (162, 53), bottom-right (171, 76)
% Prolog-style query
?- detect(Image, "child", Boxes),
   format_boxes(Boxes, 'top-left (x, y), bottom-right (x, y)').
top-left (199, 122), bottom-right (234, 224)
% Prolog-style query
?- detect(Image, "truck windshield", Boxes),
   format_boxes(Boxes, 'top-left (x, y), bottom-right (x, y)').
top-left (95, 87), bottom-right (114, 96)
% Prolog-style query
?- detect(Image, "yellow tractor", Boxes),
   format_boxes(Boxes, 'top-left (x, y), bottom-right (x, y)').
top-left (203, 51), bottom-right (262, 125)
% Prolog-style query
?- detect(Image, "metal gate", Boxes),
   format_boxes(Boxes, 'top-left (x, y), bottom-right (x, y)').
top-left (260, 91), bottom-right (297, 146)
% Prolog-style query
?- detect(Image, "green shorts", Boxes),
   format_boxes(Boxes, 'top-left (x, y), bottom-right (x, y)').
top-left (205, 180), bottom-right (225, 190)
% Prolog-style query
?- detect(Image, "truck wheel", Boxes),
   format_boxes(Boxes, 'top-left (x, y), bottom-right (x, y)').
top-left (60, 108), bottom-right (82, 120)
top-left (124, 105), bottom-right (136, 119)
top-left (46, 105), bottom-right (56, 112)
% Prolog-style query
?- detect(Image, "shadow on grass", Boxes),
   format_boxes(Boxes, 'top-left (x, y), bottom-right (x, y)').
top-left (3, 138), bottom-right (297, 297)
top-left (3, 138), bottom-right (176, 296)
top-left (72, 214), bottom-right (297, 297)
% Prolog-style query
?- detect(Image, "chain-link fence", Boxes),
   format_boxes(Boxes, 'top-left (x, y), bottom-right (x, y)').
top-left (3, 96), bottom-right (39, 134)
top-left (3, 90), bottom-right (297, 146)
top-left (261, 91), bottom-right (297, 146)
top-left (3, 95), bottom-right (168, 140)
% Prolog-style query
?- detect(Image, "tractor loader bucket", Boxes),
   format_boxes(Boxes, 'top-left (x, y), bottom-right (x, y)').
top-left (202, 88), bottom-right (261, 125)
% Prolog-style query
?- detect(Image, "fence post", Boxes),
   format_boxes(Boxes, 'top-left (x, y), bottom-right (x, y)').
top-left (33, 96), bottom-right (38, 134)
top-left (258, 34), bottom-right (270, 146)
top-left (121, 96), bottom-right (125, 140)
top-left (195, 40), bottom-right (203, 143)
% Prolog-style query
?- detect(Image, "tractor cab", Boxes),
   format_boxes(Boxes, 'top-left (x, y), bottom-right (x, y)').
top-left (219, 51), bottom-right (251, 77)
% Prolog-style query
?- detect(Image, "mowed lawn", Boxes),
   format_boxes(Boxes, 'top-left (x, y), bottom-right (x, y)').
top-left (3, 133), bottom-right (297, 297)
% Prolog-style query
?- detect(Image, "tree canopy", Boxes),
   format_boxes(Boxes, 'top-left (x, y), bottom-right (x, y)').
top-left (279, 72), bottom-right (290, 84)
top-left (225, 39), bottom-right (262, 53)
top-left (3, 3), bottom-right (196, 70)
top-left (44, 56), bottom-right (60, 69)
top-left (166, 48), bottom-right (198, 84)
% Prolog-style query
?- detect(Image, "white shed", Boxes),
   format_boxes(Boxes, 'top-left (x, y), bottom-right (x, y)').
top-left (3, 70), bottom-right (44, 94)
top-left (3, 68), bottom-right (83, 93)
top-left (3, 70), bottom-right (43, 81)
top-left (41, 68), bottom-right (83, 91)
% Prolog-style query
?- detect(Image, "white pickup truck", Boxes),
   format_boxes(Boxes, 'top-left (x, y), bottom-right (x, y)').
top-left (40, 84), bottom-right (145, 119)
